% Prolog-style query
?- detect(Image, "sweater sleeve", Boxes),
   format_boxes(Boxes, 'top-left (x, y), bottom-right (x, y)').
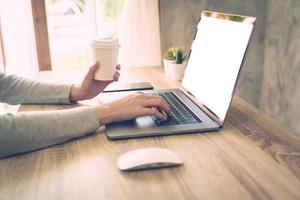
top-left (0, 106), bottom-right (100, 158)
top-left (0, 72), bottom-right (72, 105)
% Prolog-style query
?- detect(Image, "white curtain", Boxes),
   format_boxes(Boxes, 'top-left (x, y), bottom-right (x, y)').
top-left (0, 0), bottom-right (38, 77)
top-left (118, 0), bottom-right (161, 68)
top-left (85, 0), bottom-right (105, 39)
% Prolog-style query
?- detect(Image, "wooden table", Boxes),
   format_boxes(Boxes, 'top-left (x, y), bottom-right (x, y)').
top-left (0, 67), bottom-right (300, 200)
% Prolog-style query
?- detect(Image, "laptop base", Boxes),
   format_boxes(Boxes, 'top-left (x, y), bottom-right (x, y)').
top-left (105, 89), bottom-right (221, 140)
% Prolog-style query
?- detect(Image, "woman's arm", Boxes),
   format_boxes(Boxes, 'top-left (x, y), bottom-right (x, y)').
top-left (0, 93), bottom-right (172, 159)
top-left (0, 106), bottom-right (100, 158)
top-left (0, 72), bottom-right (73, 105)
top-left (0, 62), bottom-right (120, 105)
top-left (0, 62), bottom-right (172, 159)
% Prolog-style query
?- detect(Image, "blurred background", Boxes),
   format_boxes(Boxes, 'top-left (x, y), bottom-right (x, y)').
top-left (0, 0), bottom-right (299, 134)
top-left (160, 0), bottom-right (300, 135)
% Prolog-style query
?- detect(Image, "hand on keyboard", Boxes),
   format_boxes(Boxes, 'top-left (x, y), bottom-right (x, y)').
top-left (151, 92), bottom-right (201, 126)
top-left (93, 92), bottom-right (172, 124)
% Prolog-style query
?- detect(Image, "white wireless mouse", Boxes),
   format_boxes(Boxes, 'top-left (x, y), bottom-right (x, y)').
top-left (117, 147), bottom-right (183, 171)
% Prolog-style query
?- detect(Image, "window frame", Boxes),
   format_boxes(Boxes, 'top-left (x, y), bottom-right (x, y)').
top-left (31, 0), bottom-right (52, 71)
top-left (0, 17), bottom-right (6, 72)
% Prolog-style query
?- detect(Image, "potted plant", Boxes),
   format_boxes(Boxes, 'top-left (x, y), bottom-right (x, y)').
top-left (163, 47), bottom-right (187, 81)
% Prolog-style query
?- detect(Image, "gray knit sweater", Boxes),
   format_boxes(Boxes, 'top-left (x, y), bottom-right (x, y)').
top-left (0, 73), bottom-right (100, 158)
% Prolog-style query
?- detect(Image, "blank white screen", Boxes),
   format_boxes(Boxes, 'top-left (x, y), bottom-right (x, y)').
top-left (182, 16), bottom-right (253, 121)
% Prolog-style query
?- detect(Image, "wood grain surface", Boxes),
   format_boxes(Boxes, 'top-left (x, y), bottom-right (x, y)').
top-left (0, 67), bottom-right (299, 200)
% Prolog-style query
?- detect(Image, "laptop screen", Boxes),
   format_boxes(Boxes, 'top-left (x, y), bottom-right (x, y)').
top-left (181, 11), bottom-right (255, 123)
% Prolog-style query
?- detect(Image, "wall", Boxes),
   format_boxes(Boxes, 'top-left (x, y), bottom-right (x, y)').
top-left (261, 0), bottom-right (300, 133)
top-left (159, 0), bottom-right (300, 134)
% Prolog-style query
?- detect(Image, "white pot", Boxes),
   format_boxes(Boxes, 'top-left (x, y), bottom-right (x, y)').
top-left (163, 59), bottom-right (187, 81)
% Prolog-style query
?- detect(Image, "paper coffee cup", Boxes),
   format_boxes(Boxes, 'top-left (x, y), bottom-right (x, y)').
top-left (89, 37), bottom-right (120, 80)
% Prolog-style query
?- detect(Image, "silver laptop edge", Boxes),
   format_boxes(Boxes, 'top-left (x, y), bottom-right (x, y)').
top-left (106, 89), bottom-right (221, 140)
top-left (105, 11), bottom-right (256, 139)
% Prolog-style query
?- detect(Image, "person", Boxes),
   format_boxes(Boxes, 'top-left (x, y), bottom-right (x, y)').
top-left (0, 61), bottom-right (171, 158)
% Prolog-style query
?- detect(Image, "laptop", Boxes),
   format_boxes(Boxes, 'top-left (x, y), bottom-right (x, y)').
top-left (103, 11), bottom-right (256, 140)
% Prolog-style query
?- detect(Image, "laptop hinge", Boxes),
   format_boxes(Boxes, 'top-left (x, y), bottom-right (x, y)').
top-left (179, 86), bottom-right (224, 127)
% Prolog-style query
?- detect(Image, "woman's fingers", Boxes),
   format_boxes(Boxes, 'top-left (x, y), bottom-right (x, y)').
top-left (85, 61), bottom-right (100, 80)
top-left (132, 93), bottom-right (172, 117)
top-left (136, 93), bottom-right (171, 108)
top-left (113, 71), bottom-right (120, 82)
top-left (144, 94), bottom-right (170, 107)
top-left (142, 99), bottom-right (172, 116)
top-left (153, 97), bottom-right (172, 114)
top-left (141, 108), bottom-right (167, 120)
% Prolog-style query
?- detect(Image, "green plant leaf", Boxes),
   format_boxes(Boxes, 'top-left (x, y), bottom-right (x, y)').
top-left (164, 47), bottom-right (176, 60)
top-left (164, 47), bottom-right (186, 63)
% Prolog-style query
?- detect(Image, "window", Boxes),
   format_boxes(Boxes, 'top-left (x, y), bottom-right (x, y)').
top-left (1, 1), bottom-right (38, 76)
top-left (44, 0), bottom-right (123, 70)
top-left (2, 0), bottom-right (161, 72)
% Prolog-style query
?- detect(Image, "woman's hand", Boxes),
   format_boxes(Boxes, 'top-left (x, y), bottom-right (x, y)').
top-left (93, 93), bottom-right (172, 125)
top-left (70, 61), bottom-right (120, 101)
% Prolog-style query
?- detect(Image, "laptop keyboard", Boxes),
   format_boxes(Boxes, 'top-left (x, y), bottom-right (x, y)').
top-left (151, 92), bottom-right (201, 126)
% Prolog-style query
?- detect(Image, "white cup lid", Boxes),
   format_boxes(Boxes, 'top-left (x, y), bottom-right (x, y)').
top-left (91, 37), bottom-right (120, 48)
